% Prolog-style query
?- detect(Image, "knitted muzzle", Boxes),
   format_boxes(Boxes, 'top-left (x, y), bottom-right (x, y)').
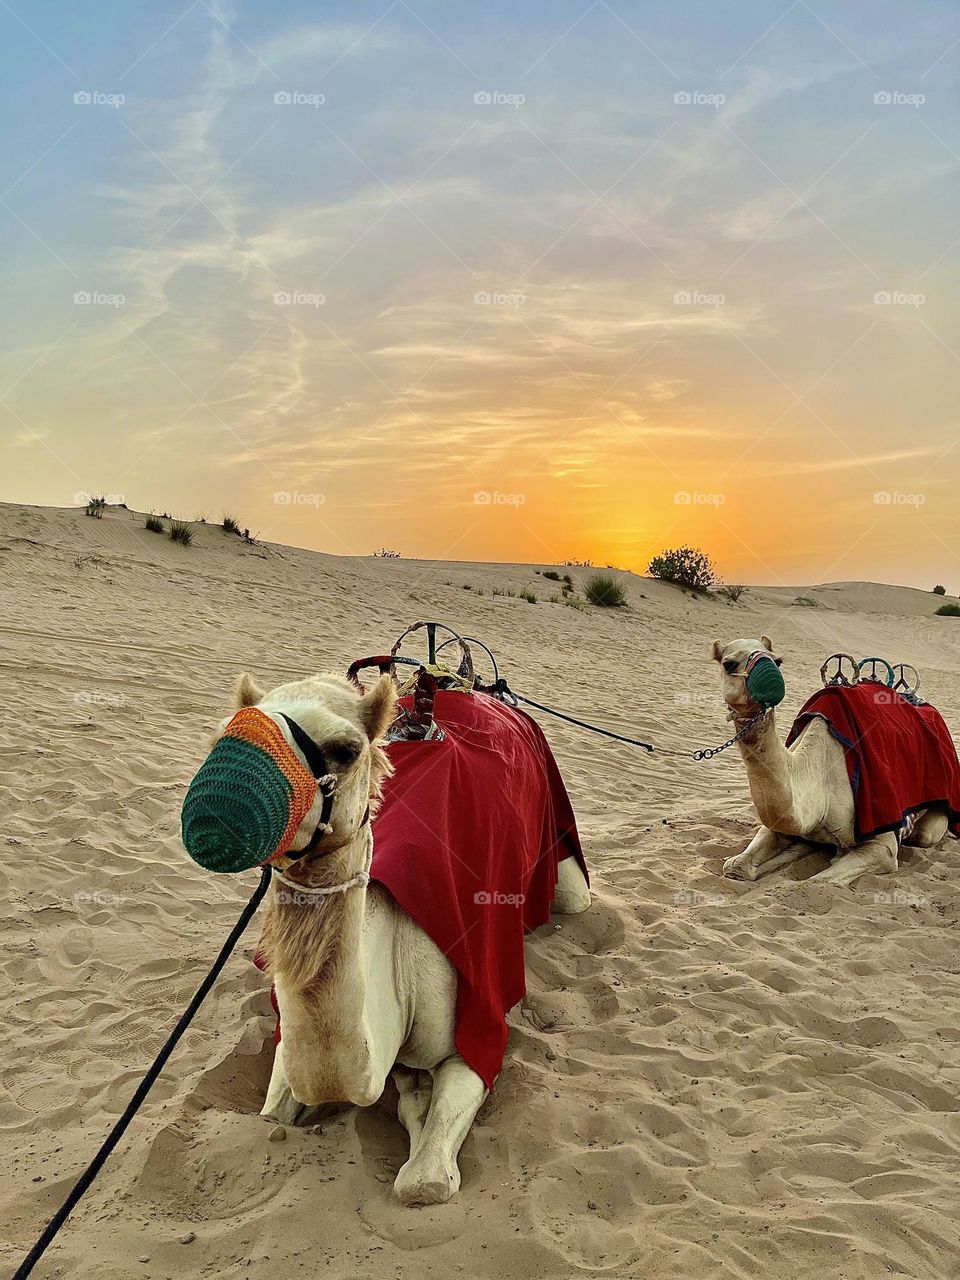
top-left (744, 651), bottom-right (786, 709)
top-left (181, 708), bottom-right (319, 873)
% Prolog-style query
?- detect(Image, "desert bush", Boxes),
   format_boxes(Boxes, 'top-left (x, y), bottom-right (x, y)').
top-left (933, 584), bottom-right (946, 595)
top-left (145, 515), bottom-right (164, 534)
top-left (169, 520), bottom-right (193, 546)
top-left (372, 547), bottom-right (401, 558)
top-left (716, 583), bottom-right (746, 603)
top-left (792, 595), bottom-right (818, 607)
top-left (584, 572), bottom-right (626, 607)
top-left (935, 602), bottom-right (960, 616)
top-left (561, 558), bottom-right (592, 568)
top-left (84, 495), bottom-right (106, 518)
top-left (542, 569), bottom-right (562, 581)
top-left (647, 545), bottom-right (716, 591)
top-left (222, 514), bottom-right (240, 535)
top-left (519, 588), bottom-right (537, 604)
top-left (564, 594), bottom-right (589, 611)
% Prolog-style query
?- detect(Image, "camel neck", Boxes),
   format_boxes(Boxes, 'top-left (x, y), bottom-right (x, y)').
top-left (735, 710), bottom-right (795, 829)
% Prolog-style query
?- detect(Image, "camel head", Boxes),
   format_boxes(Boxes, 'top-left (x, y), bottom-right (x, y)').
top-left (181, 671), bottom-right (396, 875)
top-left (711, 635), bottom-right (785, 720)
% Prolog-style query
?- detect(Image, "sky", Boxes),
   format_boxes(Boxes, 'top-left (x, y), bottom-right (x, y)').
top-left (1, 0), bottom-right (958, 588)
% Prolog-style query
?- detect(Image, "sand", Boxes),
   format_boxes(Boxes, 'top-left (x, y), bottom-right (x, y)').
top-left (1, 501), bottom-right (959, 1280)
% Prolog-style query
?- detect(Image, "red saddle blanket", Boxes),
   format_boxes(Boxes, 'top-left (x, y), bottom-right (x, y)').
top-left (785, 684), bottom-right (960, 842)
top-left (258, 691), bottom-right (587, 1092)
top-left (371, 690), bottom-right (586, 1089)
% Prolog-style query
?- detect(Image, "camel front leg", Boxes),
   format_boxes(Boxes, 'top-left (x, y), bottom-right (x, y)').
top-left (723, 826), bottom-right (804, 881)
top-left (392, 1066), bottom-right (433, 1156)
top-left (261, 1039), bottom-right (309, 1126)
top-left (552, 856), bottom-right (591, 914)
top-left (393, 1056), bottom-right (487, 1206)
top-left (812, 833), bottom-right (898, 887)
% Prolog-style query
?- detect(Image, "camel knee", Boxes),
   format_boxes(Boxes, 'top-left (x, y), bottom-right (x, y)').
top-left (552, 858), bottom-right (590, 914)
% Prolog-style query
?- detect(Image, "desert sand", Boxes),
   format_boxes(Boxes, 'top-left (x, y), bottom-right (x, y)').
top-left (1, 501), bottom-right (958, 1280)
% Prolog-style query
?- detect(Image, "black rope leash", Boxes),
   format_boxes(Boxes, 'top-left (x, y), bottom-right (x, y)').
top-left (12, 865), bottom-right (272, 1280)
top-left (490, 680), bottom-right (767, 762)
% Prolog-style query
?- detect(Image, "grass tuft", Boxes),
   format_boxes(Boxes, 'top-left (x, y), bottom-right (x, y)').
top-left (584, 572), bottom-right (626, 607)
top-left (935, 602), bottom-right (960, 616)
top-left (169, 520), bottom-right (193, 546)
top-left (145, 514), bottom-right (164, 534)
top-left (222, 514), bottom-right (240, 535)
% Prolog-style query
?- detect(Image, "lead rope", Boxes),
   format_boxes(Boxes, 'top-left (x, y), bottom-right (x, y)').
top-left (12, 865), bottom-right (273, 1280)
top-left (490, 681), bottom-right (769, 762)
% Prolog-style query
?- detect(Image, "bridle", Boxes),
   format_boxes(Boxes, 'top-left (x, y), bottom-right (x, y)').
top-left (270, 712), bottom-right (372, 895)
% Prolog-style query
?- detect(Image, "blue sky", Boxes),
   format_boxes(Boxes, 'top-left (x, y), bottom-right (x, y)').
top-left (2, 1), bottom-right (958, 585)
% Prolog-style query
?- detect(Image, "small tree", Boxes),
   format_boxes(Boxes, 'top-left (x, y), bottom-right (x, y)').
top-left (647, 545), bottom-right (717, 592)
top-left (716, 583), bottom-right (746, 603)
top-left (933, 584), bottom-right (946, 595)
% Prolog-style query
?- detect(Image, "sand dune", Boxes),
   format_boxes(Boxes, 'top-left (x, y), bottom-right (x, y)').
top-left (1, 502), bottom-right (958, 1280)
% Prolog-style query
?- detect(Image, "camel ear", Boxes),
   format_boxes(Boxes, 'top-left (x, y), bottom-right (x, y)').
top-left (235, 672), bottom-right (264, 708)
top-left (358, 674), bottom-right (397, 741)
top-left (711, 640), bottom-right (724, 663)
top-left (761, 635), bottom-right (774, 653)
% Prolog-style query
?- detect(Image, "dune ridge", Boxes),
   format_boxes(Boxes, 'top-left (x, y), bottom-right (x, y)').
top-left (1, 501), bottom-right (958, 1280)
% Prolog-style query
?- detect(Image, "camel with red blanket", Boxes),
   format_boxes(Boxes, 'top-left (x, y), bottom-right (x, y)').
top-left (210, 671), bottom-right (589, 1206)
top-left (714, 636), bottom-right (959, 886)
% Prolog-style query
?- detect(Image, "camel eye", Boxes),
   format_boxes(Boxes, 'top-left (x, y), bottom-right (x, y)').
top-left (723, 659), bottom-right (739, 675)
top-left (327, 737), bottom-right (362, 769)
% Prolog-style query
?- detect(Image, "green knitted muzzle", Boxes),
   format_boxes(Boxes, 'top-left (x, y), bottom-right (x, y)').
top-left (744, 652), bottom-right (786, 709)
top-left (181, 708), bottom-right (318, 874)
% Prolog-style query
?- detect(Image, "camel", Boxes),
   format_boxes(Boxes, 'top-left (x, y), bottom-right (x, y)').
top-left (213, 671), bottom-right (591, 1206)
top-left (713, 635), bottom-right (950, 886)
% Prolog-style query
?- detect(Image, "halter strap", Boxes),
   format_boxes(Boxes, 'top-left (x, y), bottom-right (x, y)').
top-left (274, 713), bottom-right (369, 862)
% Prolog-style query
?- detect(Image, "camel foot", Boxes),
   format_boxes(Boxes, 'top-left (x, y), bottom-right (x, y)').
top-left (393, 1155), bottom-right (460, 1206)
top-left (260, 1086), bottom-right (309, 1127)
top-left (722, 852), bottom-right (757, 881)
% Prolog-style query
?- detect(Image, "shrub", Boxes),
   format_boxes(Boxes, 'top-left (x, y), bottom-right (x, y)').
top-left (792, 595), bottom-right (818, 607)
top-left (542, 570), bottom-right (562, 582)
top-left (519, 588), bottom-right (537, 604)
top-left (372, 547), bottom-right (401, 558)
top-left (933, 584), bottom-right (946, 595)
top-left (222, 514), bottom-right (240, 535)
top-left (647, 545), bottom-right (716, 591)
top-left (935, 602), bottom-right (960, 616)
top-left (564, 594), bottom-right (589, 611)
top-left (716, 584), bottom-right (746, 603)
top-left (145, 515), bottom-right (164, 534)
top-left (584, 572), bottom-right (626, 607)
top-left (241, 528), bottom-right (257, 545)
top-left (84, 495), bottom-right (106, 518)
top-left (169, 520), bottom-right (193, 546)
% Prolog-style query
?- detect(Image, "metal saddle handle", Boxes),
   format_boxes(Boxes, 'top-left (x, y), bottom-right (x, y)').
top-left (891, 663), bottom-right (921, 695)
top-left (857, 656), bottom-right (895, 687)
top-left (820, 653), bottom-right (860, 687)
top-left (391, 620), bottom-right (475, 689)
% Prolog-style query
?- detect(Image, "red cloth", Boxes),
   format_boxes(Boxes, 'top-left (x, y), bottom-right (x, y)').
top-left (785, 684), bottom-right (960, 842)
top-left (371, 691), bottom-right (586, 1089)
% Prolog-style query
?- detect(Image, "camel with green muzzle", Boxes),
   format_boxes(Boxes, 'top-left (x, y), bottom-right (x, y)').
top-left (713, 635), bottom-right (950, 886)
top-left (181, 670), bottom-right (590, 1206)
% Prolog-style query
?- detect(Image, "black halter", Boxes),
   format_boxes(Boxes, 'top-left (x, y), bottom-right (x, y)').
top-left (278, 714), bottom-right (370, 860)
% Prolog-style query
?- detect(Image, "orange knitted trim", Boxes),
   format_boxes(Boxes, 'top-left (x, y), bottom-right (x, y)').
top-left (223, 707), bottom-right (318, 857)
